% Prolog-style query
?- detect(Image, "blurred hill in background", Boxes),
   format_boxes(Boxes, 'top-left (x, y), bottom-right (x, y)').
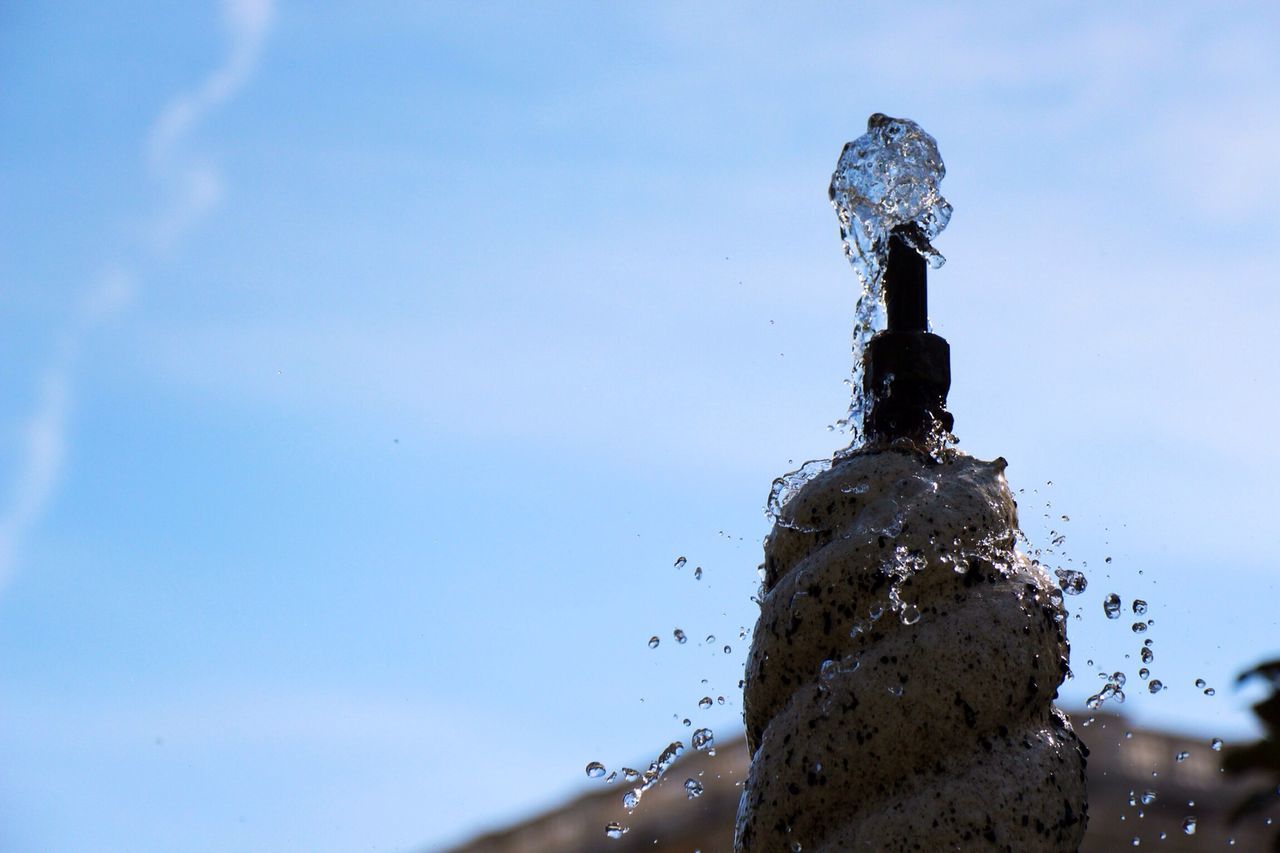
top-left (447, 711), bottom-right (1276, 852)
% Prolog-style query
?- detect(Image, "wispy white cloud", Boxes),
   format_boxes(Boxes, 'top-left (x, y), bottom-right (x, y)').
top-left (146, 0), bottom-right (274, 174)
top-left (0, 1), bottom-right (275, 592)
top-left (0, 369), bottom-right (69, 582)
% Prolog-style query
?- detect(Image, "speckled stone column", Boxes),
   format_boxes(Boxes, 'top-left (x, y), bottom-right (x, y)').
top-left (735, 449), bottom-right (1087, 852)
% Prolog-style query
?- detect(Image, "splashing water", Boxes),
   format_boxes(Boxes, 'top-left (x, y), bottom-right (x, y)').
top-left (768, 114), bottom-right (951, 522)
top-left (1054, 568), bottom-right (1088, 595)
top-left (767, 459), bottom-right (833, 523)
top-left (691, 727), bottom-right (715, 753)
top-left (622, 741), bottom-right (685, 813)
top-left (1087, 670), bottom-right (1128, 709)
top-left (830, 113), bottom-right (951, 445)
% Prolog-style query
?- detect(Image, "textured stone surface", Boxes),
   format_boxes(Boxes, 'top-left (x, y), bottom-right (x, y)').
top-left (736, 448), bottom-right (1087, 851)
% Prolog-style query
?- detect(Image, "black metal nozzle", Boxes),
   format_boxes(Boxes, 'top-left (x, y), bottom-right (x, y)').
top-left (862, 229), bottom-right (953, 443)
top-left (884, 230), bottom-right (928, 332)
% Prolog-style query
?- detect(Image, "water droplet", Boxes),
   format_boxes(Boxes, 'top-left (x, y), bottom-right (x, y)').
top-left (717, 696), bottom-right (725, 705)
top-left (1054, 568), bottom-right (1088, 595)
top-left (674, 629), bottom-right (687, 644)
top-left (605, 822), bottom-right (628, 839)
top-left (586, 762), bottom-right (606, 779)
top-left (621, 767), bottom-right (639, 781)
top-left (1141, 647), bottom-right (1154, 664)
top-left (1104, 593), bottom-right (1122, 619)
top-left (698, 696), bottom-right (712, 710)
top-left (1175, 751), bottom-right (1190, 763)
top-left (1105, 556), bottom-right (1113, 563)
top-left (1148, 680), bottom-right (1163, 694)
top-left (1131, 838), bottom-right (1140, 847)
top-left (1182, 816), bottom-right (1197, 835)
top-left (694, 566), bottom-right (703, 580)
top-left (1204, 687), bottom-right (1216, 696)
top-left (683, 778), bottom-right (704, 799)
top-left (1131, 622), bottom-right (1148, 634)
top-left (682, 718), bottom-right (690, 727)
top-left (648, 636), bottom-right (660, 649)
top-left (1194, 678), bottom-right (1206, 688)
top-left (705, 635), bottom-right (715, 644)
top-left (1132, 599), bottom-right (1148, 615)
top-left (1139, 668), bottom-right (1149, 679)
top-left (723, 645), bottom-right (732, 654)
top-left (1211, 738), bottom-right (1223, 751)
top-left (900, 604), bottom-right (921, 625)
top-left (605, 771), bottom-right (616, 783)
top-left (674, 556), bottom-right (687, 569)
top-left (887, 685), bottom-right (903, 697)
top-left (1141, 790), bottom-right (1157, 805)
top-left (692, 728), bottom-right (715, 751)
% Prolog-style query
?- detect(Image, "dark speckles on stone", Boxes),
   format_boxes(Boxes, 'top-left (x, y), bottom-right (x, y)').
top-left (954, 693), bottom-right (978, 729)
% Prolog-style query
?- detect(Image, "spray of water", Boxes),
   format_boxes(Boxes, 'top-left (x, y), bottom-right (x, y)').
top-left (830, 112), bottom-right (952, 444)
top-left (768, 113), bottom-right (951, 522)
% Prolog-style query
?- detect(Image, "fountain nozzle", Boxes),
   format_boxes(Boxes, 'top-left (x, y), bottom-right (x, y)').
top-left (862, 229), bottom-right (954, 443)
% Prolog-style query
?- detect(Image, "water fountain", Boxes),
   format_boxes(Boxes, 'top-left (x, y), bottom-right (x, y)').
top-left (735, 115), bottom-right (1089, 851)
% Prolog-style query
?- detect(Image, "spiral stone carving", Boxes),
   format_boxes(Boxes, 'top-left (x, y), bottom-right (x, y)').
top-left (736, 449), bottom-right (1087, 852)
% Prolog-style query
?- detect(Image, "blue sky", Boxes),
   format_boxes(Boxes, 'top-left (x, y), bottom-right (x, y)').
top-left (2, 2), bottom-right (1279, 850)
